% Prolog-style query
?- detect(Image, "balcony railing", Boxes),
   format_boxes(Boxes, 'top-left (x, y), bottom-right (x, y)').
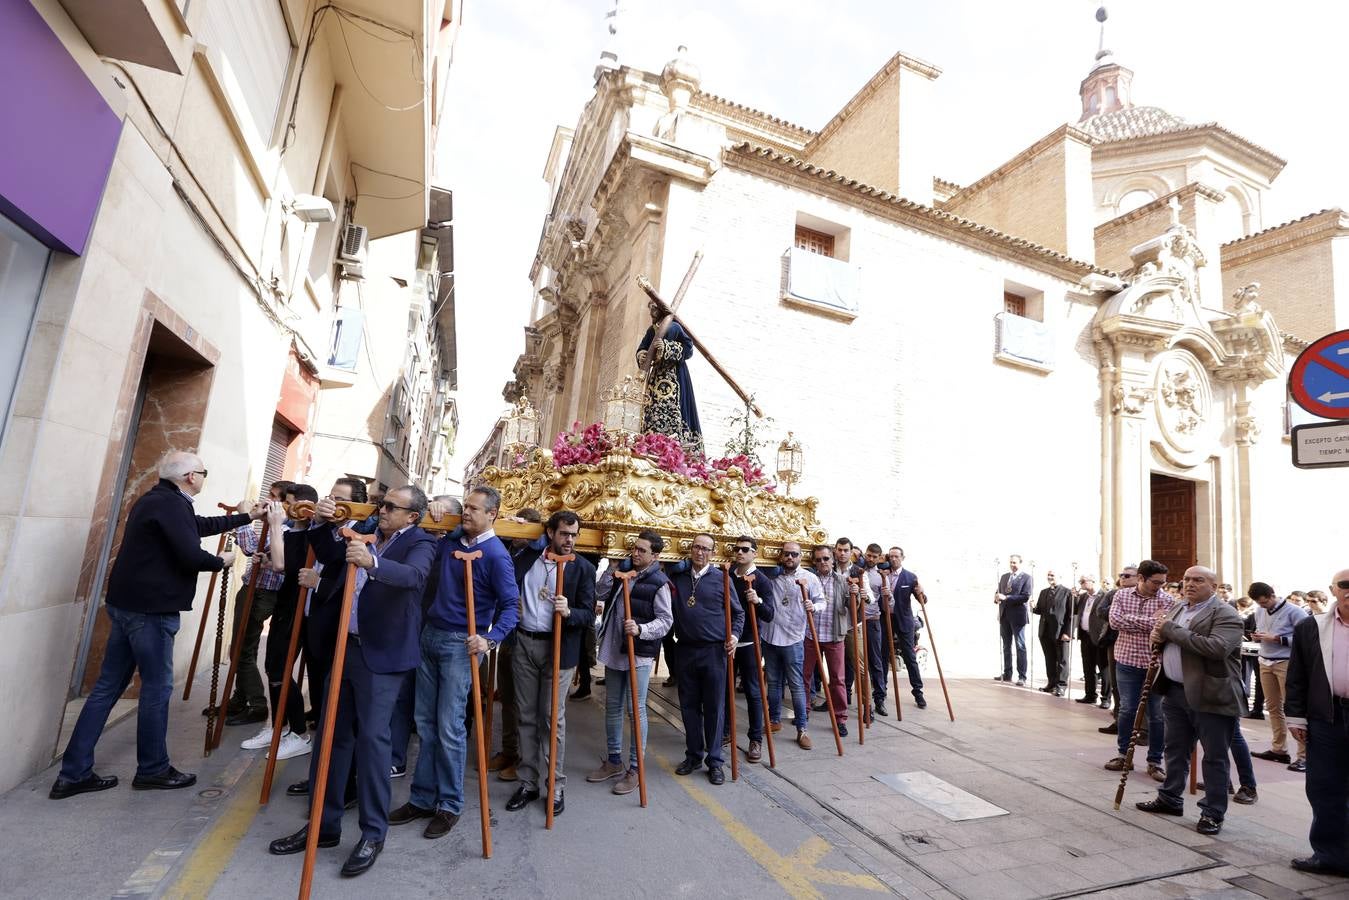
top-left (782, 246), bottom-right (859, 318)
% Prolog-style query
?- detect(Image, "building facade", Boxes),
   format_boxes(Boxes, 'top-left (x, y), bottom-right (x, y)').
top-left (497, 45), bottom-right (1347, 678)
top-left (0, 0), bottom-right (459, 793)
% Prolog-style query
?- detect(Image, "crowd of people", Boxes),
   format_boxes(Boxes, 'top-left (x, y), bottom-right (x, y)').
top-left (993, 555), bottom-right (1349, 875)
top-left (46, 451), bottom-right (940, 880)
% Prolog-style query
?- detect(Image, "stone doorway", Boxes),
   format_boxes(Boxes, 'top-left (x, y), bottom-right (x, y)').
top-left (1150, 473), bottom-right (1197, 577)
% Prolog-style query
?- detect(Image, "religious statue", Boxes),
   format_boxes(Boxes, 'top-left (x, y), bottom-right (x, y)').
top-left (636, 297), bottom-right (703, 453)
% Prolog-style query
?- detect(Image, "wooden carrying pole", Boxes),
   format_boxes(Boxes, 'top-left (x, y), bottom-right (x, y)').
top-left (798, 579), bottom-right (842, 756)
top-left (260, 546), bottom-right (316, 805)
top-left (613, 570), bottom-right (648, 806)
top-left (184, 502), bottom-right (240, 700)
top-left (743, 572), bottom-right (775, 768)
top-left (455, 549), bottom-right (493, 858)
top-left (298, 528), bottom-right (375, 900)
top-left (880, 570), bottom-right (903, 722)
top-left (544, 550), bottom-right (574, 830)
top-left (1113, 652), bottom-right (1160, 810)
top-left (917, 583), bottom-right (956, 722)
top-left (211, 519), bottom-right (272, 751)
top-left (204, 532), bottom-right (234, 757)
top-left (721, 566), bottom-right (739, 781)
top-left (847, 578), bottom-right (865, 743)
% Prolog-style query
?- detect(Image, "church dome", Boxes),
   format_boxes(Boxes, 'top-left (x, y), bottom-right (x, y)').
top-left (1080, 105), bottom-right (1187, 142)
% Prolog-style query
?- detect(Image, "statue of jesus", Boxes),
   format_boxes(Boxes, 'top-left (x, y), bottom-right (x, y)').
top-left (636, 298), bottom-right (703, 454)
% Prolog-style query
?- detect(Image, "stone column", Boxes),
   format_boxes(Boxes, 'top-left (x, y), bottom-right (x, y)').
top-left (1110, 371), bottom-right (1155, 568)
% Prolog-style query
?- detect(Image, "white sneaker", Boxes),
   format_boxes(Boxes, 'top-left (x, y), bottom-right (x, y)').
top-left (241, 725), bottom-right (277, 750)
top-left (272, 731), bottom-right (311, 760)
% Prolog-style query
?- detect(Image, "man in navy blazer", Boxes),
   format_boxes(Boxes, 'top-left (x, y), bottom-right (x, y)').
top-left (270, 484), bottom-right (437, 878)
top-left (994, 554), bottom-right (1033, 686)
top-left (881, 547), bottom-right (928, 709)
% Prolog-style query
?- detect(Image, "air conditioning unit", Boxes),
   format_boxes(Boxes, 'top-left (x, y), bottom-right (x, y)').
top-left (338, 224), bottom-right (368, 264)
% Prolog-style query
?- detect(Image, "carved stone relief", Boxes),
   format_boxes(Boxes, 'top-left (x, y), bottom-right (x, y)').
top-left (1152, 349), bottom-right (1213, 463)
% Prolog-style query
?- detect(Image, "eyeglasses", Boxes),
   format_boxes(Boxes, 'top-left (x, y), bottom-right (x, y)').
top-left (191, 469), bottom-right (208, 478)
top-left (734, 546), bottom-right (754, 553)
top-left (781, 550), bottom-right (801, 557)
top-left (692, 545), bottom-right (714, 553)
top-left (1118, 573), bottom-right (1134, 578)
top-left (1336, 580), bottom-right (1349, 590)
top-left (380, 500), bottom-right (414, 513)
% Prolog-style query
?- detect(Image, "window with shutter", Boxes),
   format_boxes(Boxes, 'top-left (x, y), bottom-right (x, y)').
top-left (262, 418), bottom-right (294, 498)
top-left (794, 226), bottom-right (835, 258)
top-left (198, 0), bottom-right (294, 145)
top-left (1004, 291), bottom-right (1026, 317)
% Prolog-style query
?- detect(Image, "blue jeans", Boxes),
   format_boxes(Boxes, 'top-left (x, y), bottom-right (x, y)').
top-left (999, 619), bottom-right (1027, 680)
top-left (1115, 663), bottom-right (1164, 765)
top-left (60, 606), bottom-right (178, 781)
top-left (604, 664), bottom-right (651, 769)
top-left (1230, 721), bottom-right (1256, 789)
top-left (726, 645), bottom-right (764, 741)
top-left (763, 642), bottom-right (807, 730)
top-left (410, 625), bottom-right (472, 815)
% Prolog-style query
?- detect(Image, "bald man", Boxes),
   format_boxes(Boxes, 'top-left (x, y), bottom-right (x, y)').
top-left (1135, 566), bottom-right (1245, 836)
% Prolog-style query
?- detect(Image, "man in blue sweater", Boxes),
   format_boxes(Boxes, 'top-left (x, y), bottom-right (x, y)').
top-left (52, 451), bottom-right (261, 799)
top-left (390, 486), bottom-right (518, 838)
top-left (1249, 581), bottom-right (1309, 771)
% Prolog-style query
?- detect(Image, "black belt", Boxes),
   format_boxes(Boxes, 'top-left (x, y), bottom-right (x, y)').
top-left (681, 639), bottom-right (722, 648)
top-left (346, 632), bottom-right (361, 645)
top-left (1334, 696), bottom-right (1349, 709)
top-left (517, 628), bottom-right (553, 640)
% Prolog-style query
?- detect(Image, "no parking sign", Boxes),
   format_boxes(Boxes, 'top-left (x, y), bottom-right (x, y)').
top-left (1289, 330), bottom-right (1349, 419)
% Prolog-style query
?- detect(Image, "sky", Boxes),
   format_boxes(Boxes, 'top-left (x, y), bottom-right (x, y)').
top-left (438, 0), bottom-right (1349, 483)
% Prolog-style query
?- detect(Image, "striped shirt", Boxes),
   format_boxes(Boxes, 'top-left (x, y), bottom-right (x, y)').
top-left (1108, 586), bottom-right (1176, 668)
top-left (235, 524), bottom-right (285, 592)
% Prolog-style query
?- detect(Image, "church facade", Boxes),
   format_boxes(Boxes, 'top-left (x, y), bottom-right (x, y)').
top-left (498, 46), bottom-right (1348, 675)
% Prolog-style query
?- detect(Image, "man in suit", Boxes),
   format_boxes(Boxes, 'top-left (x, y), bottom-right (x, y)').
top-left (1284, 568), bottom-right (1349, 876)
top-left (1034, 570), bottom-right (1074, 696)
top-left (269, 484), bottom-right (437, 877)
top-left (1135, 565), bottom-right (1244, 836)
top-left (668, 534), bottom-right (743, 783)
top-left (880, 547), bottom-right (927, 709)
top-left (994, 555), bottom-right (1033, 686)
top-left (1073, 575), bottom-right (1108, 708)
top-left (833, 538), bottom-right (873, 711)
top-left (504, 510), bottom-right (596, 816)
top-left (51, 451), bottom-right (260, 799)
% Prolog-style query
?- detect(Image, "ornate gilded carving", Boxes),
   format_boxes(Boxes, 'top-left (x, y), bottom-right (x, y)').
top-left (482, 450), bottom-right (827, 560)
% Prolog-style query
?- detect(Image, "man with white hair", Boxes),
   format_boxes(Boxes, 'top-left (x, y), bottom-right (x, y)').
top-left (51, 451), bottom-right (263, 799)
top-left (1135, 565), bottom-right (1245, 836)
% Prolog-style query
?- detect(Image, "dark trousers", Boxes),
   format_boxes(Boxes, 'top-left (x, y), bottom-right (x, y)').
top-left (726, 645), bottom-right (764, 741)
top-left (1038, 630), bottom-right (1069, 688)
top-left (1156, 686), bottom-right (1236, 822)
top-left (865, 619), bottom-right (887, 703)
top-left (575, 625), bottom-right (595, 693)
top-left (230, 585), bottom-right (277, 709)
top-left (677, 643), bottom-right (727, 768)
top-left (390, 670), bottom-right (415, 769)
top-left (893, 623), bottom-right (924, 696)
top-left (495, 637), bottom-right (519, 761)
top-left (1078, 633), bottom-right (1108, 701)
top-left (60, 606), bottom-right (178, 781)
top-left (1105, 645), bottom-right (1120, 710)
top-left (317, 637), bottom-right (406, 841)
top-left (1305, 711), bottom-right (1349, 867)
top-left (264, 602), bottom-right (306, 735)
top-left (999, 618), bottom-right (1027, 679)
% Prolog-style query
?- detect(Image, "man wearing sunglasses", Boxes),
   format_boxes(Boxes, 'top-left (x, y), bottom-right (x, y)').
top-left (723, 536), bottom-right (776, 764)
top-left (1284, 569), bottom-right (1349, 877)
top-left (764, 542), bottom-right (823, 748)
top-left (1094, 566), bottom-right (1137, 732)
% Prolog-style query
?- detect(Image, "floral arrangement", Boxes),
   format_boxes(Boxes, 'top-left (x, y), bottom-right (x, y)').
top-left (548, 421), bottom-right (775, 492)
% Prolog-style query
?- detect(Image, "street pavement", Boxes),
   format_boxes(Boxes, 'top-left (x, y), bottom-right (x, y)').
top-left (2, 664), bottom-right (1346, 899)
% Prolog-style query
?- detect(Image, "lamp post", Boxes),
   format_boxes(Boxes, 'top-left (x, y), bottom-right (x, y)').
top-left (775, 431), bottom-right (803, 496)
top-left (502, 395), bottom-right (539, 465)
top-left (602, 374), bottom-right (646, 439)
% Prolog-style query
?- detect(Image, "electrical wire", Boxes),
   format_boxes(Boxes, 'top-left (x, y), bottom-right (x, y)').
top-left (350, 161), bottom-right (425, 200)
top-left (332, 11), bottom-right (425, 111)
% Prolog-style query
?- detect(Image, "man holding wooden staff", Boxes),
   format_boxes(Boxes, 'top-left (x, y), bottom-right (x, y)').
top-left (881, 547), bottom-right (927, 709)
top-left (391, 486), bottom-right (518, 839)
top-left (724, 536), bottom-right (776, 763)
top-left (764, 542), bottom-right (821, 748)
top-left (805, 546), bottom-right (853, 737)
top-left (505, 510), bottom-right (595, 818)
top-left (269, 485), bottom-right (436, 877)
top-left (668, 534), bottom-right (742, 785)
top-left (52, 451), bottom-right (259, 800)
top-left (589, 530), bottom-right (672, 795)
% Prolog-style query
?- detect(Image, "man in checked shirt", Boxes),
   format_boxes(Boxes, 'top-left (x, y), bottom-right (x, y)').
top-left (1104, 559), bottom-right (1176, 781)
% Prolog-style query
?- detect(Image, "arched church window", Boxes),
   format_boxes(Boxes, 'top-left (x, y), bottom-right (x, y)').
top-left (1117, 189), bottom-right (1155, 215)
top-left (1216, 189), bottom-right (1248, 243)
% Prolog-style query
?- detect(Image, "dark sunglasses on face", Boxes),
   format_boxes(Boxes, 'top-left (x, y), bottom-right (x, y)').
top-left (734, 546), bottom-right (754, 553)
top-left (781, 550), bottom-right (801, 557)
top-left (380, 500), bottom-right (413, 512)
top-left (1336, 580), bottom-right (1349, 590)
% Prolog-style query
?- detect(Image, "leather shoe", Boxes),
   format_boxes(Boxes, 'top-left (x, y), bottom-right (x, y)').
top-left (1291, 856), bottom-right (1349, 877)
top-left (1252, 749), bottom-right (1290, 763)
top-left (1135, 798), bottom-right (1184, 816)
top-left (1098, 699), bottom-right (1111, 709)
top-left (675, 759), bottom-right (700, 776)
top-left (286, 780), bottom-right (309, 796)
top-left (340, 838), bottom-right (382, 877)
top-left (993, 674), bottom-right (1011, 682)
top-left (1243, 710), bottom-right (1264, 720)
top-left (1233, 785), bottom-right (1258, 805)
top-left (132, 766), bottom-right (196, 791)
top-left (1075, 696), bottom-right (1097, 704)
top-left (1196, 815), bottom-right (1221, 835)
top-left (707, 767), bottom-right (725, 785)
top-left (1039, 684), bottom-right (1054, 693)
top-left (424, 811), bottom-right (459, 839)
top-left (1288, 759), bottom-right (1307, 773)
top-left (1052, 687), bottom-right (1065, 697)
top-left (1099, 722), bottom-right (1119, 734)
top-left (49, 772), bottom-right (118, 800)
top-left (569, 688), bottom-right (591, 701)
top-left (226, 706), bottom-right (268, 727)
top-left (551, 792), bottom-right (564, 817)
top-left (1103, 757), bottom-right (1133, 772)
top-left (389, 802), bottom-right (432, 825)
top-left (874, 702), bottom-right (888, 717)
top-left (769, 721), bottom-right (782, 733)
top-left (270, 825), bottom-right (339, 855)
top-left (812, 701), bottom-right (830, 712)
top-left (505, 786), bottom-right (540, 811)
top-left (747, 741), bottom-right (762, 763)
top-left (1147, 764), bottom-right (1165, 782)
top-left (838, 723), bottom-right (849, 737)
top-left (914, 694), bottom-right (927, 709)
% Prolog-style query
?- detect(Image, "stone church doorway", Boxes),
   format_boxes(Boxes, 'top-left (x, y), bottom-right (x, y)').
top-left (1150, 473), bottom-right (1197, 578)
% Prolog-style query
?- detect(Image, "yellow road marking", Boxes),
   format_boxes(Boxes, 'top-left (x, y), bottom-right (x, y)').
top-left (161, 763), bottom-right (265, 900)
top-left (653, 755), bottom-right (885, 899)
